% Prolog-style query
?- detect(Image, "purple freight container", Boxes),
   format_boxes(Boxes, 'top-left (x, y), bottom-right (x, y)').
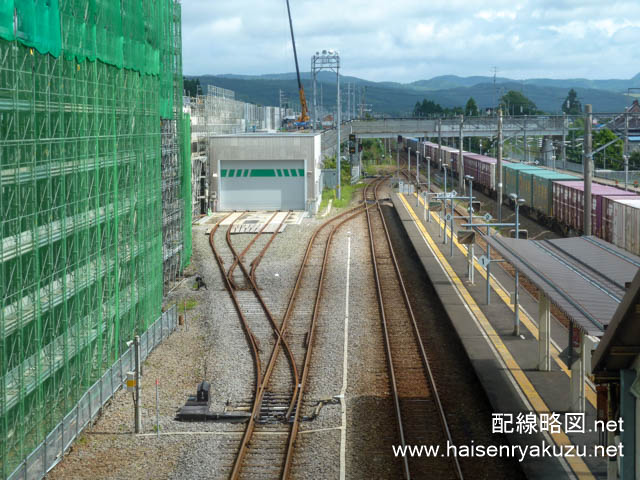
top-left (552, 181), bottom-right (637, 237)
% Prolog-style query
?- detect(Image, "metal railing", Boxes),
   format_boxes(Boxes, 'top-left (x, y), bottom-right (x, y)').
top-left (7, 306), bottom-right (179, 480)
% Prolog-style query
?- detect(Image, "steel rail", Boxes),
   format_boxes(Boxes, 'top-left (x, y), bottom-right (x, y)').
top-left (226, 212), bottom-right (299, 480)
top-left (367, 178), bottom-right (464, 479)
top-left (209, 212), bottom-right (264, 480)
top-left (230, 183), bottom-right (377, 479)
top-left (249, 211), bottom-right (293, 283)
top-left (227, 210), bottom-right (279, 289)
top-left (281, 180), bottom-right (383, 479)
top-left (364, 179), bottom-right (411, 479)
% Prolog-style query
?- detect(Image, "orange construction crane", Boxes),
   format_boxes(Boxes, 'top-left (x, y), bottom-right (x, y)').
top-left (285, 0), bottom-right (310, 127)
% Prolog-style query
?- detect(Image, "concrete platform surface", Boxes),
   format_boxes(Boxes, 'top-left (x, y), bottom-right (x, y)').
top-left (392, 191), bottom-right (607, 480)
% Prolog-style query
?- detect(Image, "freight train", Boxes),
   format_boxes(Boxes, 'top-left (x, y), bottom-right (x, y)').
top-left (403, 137), bottom-right (640, 256)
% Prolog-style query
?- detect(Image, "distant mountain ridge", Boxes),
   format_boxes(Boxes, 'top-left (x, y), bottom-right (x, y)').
top-left (190, 72), bottom-right (639, 115)
top-left (214, 72), bottom-right (640, 93)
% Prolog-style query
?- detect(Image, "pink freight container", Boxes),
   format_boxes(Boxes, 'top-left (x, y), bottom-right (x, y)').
top-left (552, 181), bottom-right (637, 237)
top-left (464, 153), bottom-right (497, 191)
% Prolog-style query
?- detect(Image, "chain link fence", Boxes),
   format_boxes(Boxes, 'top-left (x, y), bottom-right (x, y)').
top-left (8, 306), bottom-right (178, 480)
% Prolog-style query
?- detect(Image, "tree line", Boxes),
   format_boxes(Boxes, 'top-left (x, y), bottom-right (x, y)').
top-left (413, 88), bottom-right (638, 172)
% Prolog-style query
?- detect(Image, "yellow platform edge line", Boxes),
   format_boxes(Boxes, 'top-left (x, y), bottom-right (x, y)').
top-left (399, 193), bottom-right (595, 480)
top-left (410, 192), bottom-right (597, 408)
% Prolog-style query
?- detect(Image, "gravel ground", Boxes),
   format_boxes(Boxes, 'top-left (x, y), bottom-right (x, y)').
top-left (47, 214), bottom-right (321, 479)
top-left (52, 178), bottom-right (518, 480)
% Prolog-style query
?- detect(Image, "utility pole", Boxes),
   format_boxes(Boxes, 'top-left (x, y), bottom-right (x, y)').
top-left (584, 104), bottom-right (593, 236)
top-left (337, 66), bottom-right (341, 200)
top-left (347, 83), bottom-right (351, 122)
top-left (459, 115), bottom-right (464, 193)
top-left (497, 108), bottom-right (504, 222)
top-left (396, 139), bottom-right (400, 184)
top-left (624, 111), bottom-right (630, 191)
top-left (523, 115), bottom-right (528, 163)
top-left (438, 118), bottom-right (442, 169)
top-left (562, 113), bottom-right (567, 169)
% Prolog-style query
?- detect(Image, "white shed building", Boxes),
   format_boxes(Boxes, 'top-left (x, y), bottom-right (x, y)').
top-left (209, 133), bottom-right (323, 214)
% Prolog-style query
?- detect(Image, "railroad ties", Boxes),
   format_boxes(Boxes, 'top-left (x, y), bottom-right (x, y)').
top-left (365, 180), bottom-right (464, 480)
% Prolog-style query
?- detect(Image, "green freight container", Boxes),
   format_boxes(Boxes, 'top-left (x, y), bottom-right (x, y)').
top-left (532, 170), bottom-right (580, 217)
top-left (502, 163), bottom-right (540, 198)
top-left (518, 169), bottom-right (537, 207)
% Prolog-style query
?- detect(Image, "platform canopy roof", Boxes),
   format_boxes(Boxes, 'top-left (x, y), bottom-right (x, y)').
top-left (483, 235), bottom-right (640, 337)
top-left (592, 268), bottom-right (640, 381)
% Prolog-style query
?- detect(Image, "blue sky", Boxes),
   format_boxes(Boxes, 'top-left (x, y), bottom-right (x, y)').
top-left (181, 0), bottom-right (640, 82)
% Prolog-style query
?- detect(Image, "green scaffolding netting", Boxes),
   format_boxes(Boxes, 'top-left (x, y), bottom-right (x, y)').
top-left (0, 0), bottom-right (188, 476)
top-left (0, 0), bottom-right (175, 116)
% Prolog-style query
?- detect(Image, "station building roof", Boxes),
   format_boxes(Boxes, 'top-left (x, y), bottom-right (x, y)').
top-left (483, 235), bottom-right (640, 337)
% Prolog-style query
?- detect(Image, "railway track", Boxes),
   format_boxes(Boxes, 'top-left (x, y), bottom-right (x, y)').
top-left (365, 179), bottom-right (464, 480)
top-left (397, 163), bottom-right (576, 329)
top-left (209, 211), bottom-right (297, 478)
top-left (211, 181), bottom-right (383, 479)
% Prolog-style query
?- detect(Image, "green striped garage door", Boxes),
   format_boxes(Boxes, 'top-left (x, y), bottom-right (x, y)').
top-left (219, 160), bottom-right (305, 210)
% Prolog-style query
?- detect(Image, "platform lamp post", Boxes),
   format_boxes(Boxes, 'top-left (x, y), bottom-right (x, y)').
top-left (408, 146), bottom-right (412, 189)
top-left (423, 155), bottom-right (432, 222)
top-left (509, 193), bottom-right (525, 337)
top-left (442, 164), bottom-right (449, 244)
top-left (416, 150), bottom-right (420, 207)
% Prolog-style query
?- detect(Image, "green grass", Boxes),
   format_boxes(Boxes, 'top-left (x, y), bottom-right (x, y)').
top-left (179, 298), bottom-right (197, 313)
top-left (318, 188), bottom-right (336, 213)
top-left (333, 182), bottom-right (365, 208)
top-left (318, 182), bottom-right (366, 212)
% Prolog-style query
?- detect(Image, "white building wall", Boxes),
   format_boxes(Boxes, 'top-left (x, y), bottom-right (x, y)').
top-left (209, 134), bottom-right (323, 213)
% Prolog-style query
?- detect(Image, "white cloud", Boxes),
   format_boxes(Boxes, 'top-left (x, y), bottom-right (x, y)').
top-left (181, 0), bottom-right (640, 81)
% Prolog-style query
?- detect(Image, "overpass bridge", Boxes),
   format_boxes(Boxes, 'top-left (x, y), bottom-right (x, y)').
top-left (321, 115), bottom-right (568, 154)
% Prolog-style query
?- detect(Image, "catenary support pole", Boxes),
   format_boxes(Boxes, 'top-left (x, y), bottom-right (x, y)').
top-left (427, 156), bottom-right (431, 222)
top-left (337, 69), bottom-right (341, 200)
top-left (468, 177), bottom-right (474, 283)
top-left (486, 227), bottom-right (492, 305)
top-left (438, 118), bottom-right (442, 169)
top-left (624, 111), bottom-right (629, 191)
top-left (459, 115), bottom-right (464, 193)
top-left (497, 109), bottom-right (504, 222)
top-left (584, 104), bottom-right (593, 236)
top-left (396, 140), bottom-right (400, 184)
top-left (514, 203), bottom-right (521, 336)
top-left (562, 114), bottom-right (567, 169)
top-left (415, 150), bottom-right (420, 207)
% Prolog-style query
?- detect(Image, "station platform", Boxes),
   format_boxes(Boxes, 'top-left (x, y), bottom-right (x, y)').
top-left (391, 191), bottom-right (607, 480)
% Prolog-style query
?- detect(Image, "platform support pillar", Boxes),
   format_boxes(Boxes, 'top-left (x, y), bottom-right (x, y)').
top-left (620, 369), bottom-right (636, 479)
top-left (607, 386), bottom-right (619, 480)
top-left (570, 329), bottom-right (586, 413)
top-left (537, 293), bottom-right (551, 371)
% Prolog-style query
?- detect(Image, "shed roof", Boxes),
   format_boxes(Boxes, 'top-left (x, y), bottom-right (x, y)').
top-left (483, 235), bottom-right (640, 336)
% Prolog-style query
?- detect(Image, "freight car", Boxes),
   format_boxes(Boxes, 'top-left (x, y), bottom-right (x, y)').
top-left (399, 137), bottom-right (640, 257)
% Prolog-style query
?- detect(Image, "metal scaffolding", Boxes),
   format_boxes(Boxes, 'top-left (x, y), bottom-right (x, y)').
top-left (0, 1), bottom-right (189, 477)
